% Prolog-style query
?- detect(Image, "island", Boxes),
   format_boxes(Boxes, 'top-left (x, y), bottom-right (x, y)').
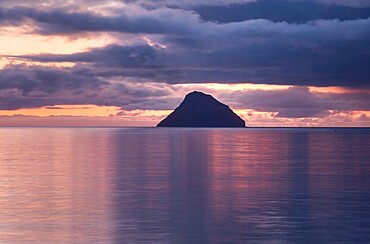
top-left (157, 91), bottom-right (246, 127)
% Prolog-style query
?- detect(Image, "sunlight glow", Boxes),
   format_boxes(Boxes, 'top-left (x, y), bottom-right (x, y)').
top-left (0, 27), bottom-right (114, 55)
top-left (309, 86), bottom-right (370, 94)
top-left (143, 36), bottom-right (167, 49)
top-left (0, 105), bottom-right (121, 117)
top-left (176, 83), bottom-right (292, 91)
top-left (0, 57), bottom-right (75, 69)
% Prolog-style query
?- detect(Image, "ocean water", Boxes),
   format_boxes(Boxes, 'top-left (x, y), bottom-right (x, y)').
top-left (0, 127), bottom-right (369, 243)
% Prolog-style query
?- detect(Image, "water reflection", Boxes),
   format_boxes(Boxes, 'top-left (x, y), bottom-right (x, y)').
top-left (0, 128), bottom-right (370, 243)
top-left (111, 130), bottom-right (211, 243)
top-left (0, 128), bottom-right (115, 243)
top-left (286, 132), bottom-right (311, 242)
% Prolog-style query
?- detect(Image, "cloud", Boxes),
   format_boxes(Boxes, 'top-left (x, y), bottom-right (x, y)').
top-left (0, 65), bottom-right (107, 109)
top-left (1, 63), bottom-right (369, 120)
top-left (0, 0), bottom-right (369, 124)
top-left (222, 86), bottom-right (370, 118)
top-left (16, 13), bottom-right (370, 88)
top-left (0, 65), bottom-right (179, 110)
top-left (120, 0), bottom-right (370, 8)
top-left (19, 44), bottom-right (166, 68)
top-left (0, 6), bottom-right (201, 36)
top-left (2, 4), bottom-right (369, 39)
top-left (2, 85), bottom-right (369, 127)
top-left (313, 0), bottom-right (370, 8)
top-left (0, 65), bottom-right (105, 94)
top-left (120, 0), bottom-right (257, 7)
top-left (2, 2), bottom-right (368, 88)
top-left (2, 0), bottom-right (370, 9)
top-left (194, 0), bottom-right (370, 24)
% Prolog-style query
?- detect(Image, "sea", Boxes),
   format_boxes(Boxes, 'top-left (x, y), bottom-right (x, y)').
top-left (0, 127), bottom-right (369, 243)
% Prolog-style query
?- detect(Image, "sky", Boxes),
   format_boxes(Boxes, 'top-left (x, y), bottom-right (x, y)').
top-left (0, 0), bottom-right (369, 127)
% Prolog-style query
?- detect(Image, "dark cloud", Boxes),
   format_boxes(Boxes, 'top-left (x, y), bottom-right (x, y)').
top-left (120, 0), bottom-right (255, 8)
top-left (315, 0), bottom-right (370, 8)
top-left (0, 6), bottom-right (200, 35)
top-left (45, 106), bottom-right (65, 109)
top-left (222, 86), bottom-right (370, 118)
top-left (225, 87), bottom-right (328, 118)
top-left (3, 2), bottom-right (368, 88)
top-left (0, 65), bottom-right (105, 95)
top-left (20, 44), bottom-right (166, 68)
top-left (194, 0), bottom-right (370, 24)
top-left (0, 65), bottom-right (107, 109)
top-left (18, 29), bottom-right (370, 87)
top-left (120, 0), bottom-right (370, 8)
top-left (3, 0), bottom-right (369, 9)
top-left (0, 65), bottom-right (176, 110)
top-left (1, 63), bottom-right (369, 121)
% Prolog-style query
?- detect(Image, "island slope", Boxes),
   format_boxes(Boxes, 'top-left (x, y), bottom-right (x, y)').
top-left (157, 91), bottom-right (246, 127)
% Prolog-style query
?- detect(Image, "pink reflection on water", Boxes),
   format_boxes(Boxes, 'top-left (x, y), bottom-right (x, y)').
top-left (1, 128), bottom-right (369, 243)
top-left (0, 128), bottom-right (116, 243)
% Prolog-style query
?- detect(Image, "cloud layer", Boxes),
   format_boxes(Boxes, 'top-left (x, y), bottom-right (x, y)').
top-left (0, 0), bottom-right (369, 125)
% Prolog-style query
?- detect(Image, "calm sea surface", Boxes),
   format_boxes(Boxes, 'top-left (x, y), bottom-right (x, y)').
top-left (0, 127), bottom-right (369, 243)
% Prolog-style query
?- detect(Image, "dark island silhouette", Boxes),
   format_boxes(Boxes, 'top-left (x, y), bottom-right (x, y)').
top-left (157, 91), bottom-right (246, 127)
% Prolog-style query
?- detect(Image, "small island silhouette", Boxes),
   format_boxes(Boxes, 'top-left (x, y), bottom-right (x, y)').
top-left (157, 91), bottom-right (246, 127)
